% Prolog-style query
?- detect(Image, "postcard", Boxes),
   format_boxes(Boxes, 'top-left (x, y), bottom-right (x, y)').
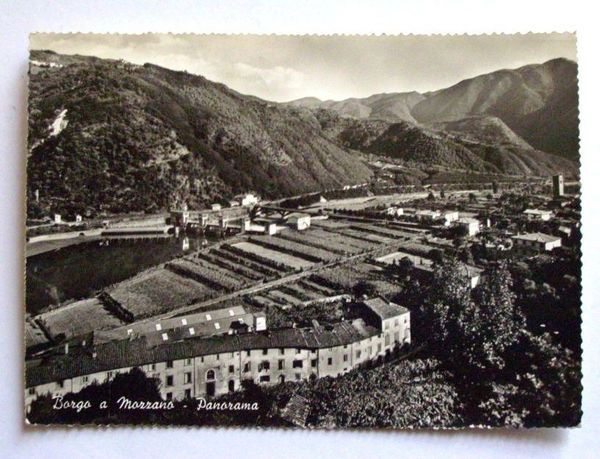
top-left (25, 33), bottom-right (581, 428)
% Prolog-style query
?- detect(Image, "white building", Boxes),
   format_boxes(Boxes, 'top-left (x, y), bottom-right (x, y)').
top-left (523, 209), bottom-right (552, 221)
top-left (25, 299), bottom-right (410, 410)
top-left (443, 211), bottom-right (459, 225)
top-left (455, 217), bottom-right (480, 236)
top-left (235, 193), bottom-right (259, 207)
top-left (287, 213), bottom-right (311, 231)
top-left (512, 232), bottom-right (562, 253)
top-left (385, 207), bottom-right (404, 217)
top-left (53, 214), bottom-right (62, 224)
top-left (211, 203), bottom-right (222, 211)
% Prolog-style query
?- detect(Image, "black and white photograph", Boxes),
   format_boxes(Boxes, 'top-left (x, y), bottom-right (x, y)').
top-left (23, 32), bottom-right (582, 429)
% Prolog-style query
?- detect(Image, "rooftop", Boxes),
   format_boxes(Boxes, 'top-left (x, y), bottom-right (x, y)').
top-left (26, 320), bottom-right (378, 388)
top-left (361, 297), bottom-right (409, 320)
top-left (512, 232), bottom-right (561, 243)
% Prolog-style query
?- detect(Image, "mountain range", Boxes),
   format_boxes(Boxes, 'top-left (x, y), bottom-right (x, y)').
top-left (288, 58), bottom-right (579, 160)
top-left (27, 51), bottom-right (578, 218)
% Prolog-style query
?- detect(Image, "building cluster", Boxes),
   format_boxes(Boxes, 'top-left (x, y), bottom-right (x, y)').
top-left (25, 298), bottom-right (410, 410)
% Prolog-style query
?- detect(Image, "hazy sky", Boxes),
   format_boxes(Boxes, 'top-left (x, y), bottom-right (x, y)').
top-left (30, 33), bottom-right (576, 102)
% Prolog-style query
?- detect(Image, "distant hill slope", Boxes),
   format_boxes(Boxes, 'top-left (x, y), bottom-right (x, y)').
top-left (287, 92), bottom-right (425, 124)
top-left (27, 50), bottom-right (373, 218)
top-left (316, 110), bottom-right (577, 177)
top-left (411, 58), bottom-right (579, 159)
top-left (432, 115), bottom-right (533, 150)
top-left (289, 58), bottom-right (579, 160)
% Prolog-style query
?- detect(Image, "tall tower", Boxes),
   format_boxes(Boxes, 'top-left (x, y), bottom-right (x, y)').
top-left (552, 174), bottom-right (564, 199)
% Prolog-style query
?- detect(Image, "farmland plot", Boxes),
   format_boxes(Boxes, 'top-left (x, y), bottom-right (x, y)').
top-left (211, 247), bottom-right (284, 278)
top-left (249, 236), bottom-right (339, 262)
top-left (37, 298), bottom-right (125, 340)
top-left (108, 268), bottom-right (214, 319)
top-left (167, 259), bottom-right (244, 292)
top-left (231, 241), bottom-right (313, 269)
top-left (350, 223), bottom-right (413, 240)
top-left (195, 252), bottom-right (265, 282)
top-left (276, 230), bottom-right (364, 256)
top-left (336, 228), bottom-right (392, 244)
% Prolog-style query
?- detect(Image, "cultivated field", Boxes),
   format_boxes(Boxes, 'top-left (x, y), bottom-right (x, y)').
top-left (231, 241), bottom-right (314, 269)
top-left (36, 298), bottom-right (125, 340)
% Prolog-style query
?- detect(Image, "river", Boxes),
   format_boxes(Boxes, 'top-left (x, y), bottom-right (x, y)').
top-left (25, 237), bottom-right (205, 315)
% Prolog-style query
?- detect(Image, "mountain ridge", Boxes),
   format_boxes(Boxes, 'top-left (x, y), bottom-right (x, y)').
top-left (27, 51), bottom-right (577, 218)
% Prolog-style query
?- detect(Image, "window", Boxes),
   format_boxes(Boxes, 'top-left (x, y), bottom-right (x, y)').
top-left (343, 354), bottom-right (348, 362)
top-left (295, 373), bottom-right (301, 381)
top-left (394, 318), bottom-right (399, 326)
top-left (200, 356), bottom-right (204, 363)
top-left (82, 376), bottom-right (89, 383)
top-left (243, 362), bottom-right (251, 373)
top-left (262, 349), bottom-right (268, 355)
top-left (279, 348), bottom-right (285, 355)
top-left (166, 360), bottom-right (173, 369)
top-left (394, 331), bottom-right (400, 343)
top-left (216, 354), bottom-right (220, 360)
top-left (310, 349), bottom-right (316, 354)
top-left (377, 343), bottom-right (382, 353)
top-left (246, 350), bottom-right (251, 357)
top-left (184, 388), bottom-right (191, 398)
top-left (327, 357), bottom-right (333, 366)
top-left (231, 352), bottom-right (235, 358)
top-left (184, 358), bottom-right (192, 366)
top-left (166, 375), bottom-right (174, 386)
top-left (259, 361), bottom-right (270, 371)
top-left (229, 380), bottom-right (235, 392)
top-left (206, 370), bottom-right (215, 380)
top-left (107, 371), bottom-right (114, 379)
top-left (385, 335), bottom-right (390, 346)
top-left (293, 360), bottom-right (303, 369)
top-left (166, 392), bottom-right (172, 401)
top-left (311, 359), bottom-right (317, 368)
top-left (356, 350), bottom-right (362, 359)
top-left (28, 387), bottom-right (35, 395)
top-left (296, 348), bottom-right (301, 354)
top-left (229, 365), bottom-right (235, 374)
top-left (278, 360), bottom-right (285, 370)
top-left (184, 372), bottom-right (192, 384)
top-left (57, 380), bottom-right (64, 388)
top-left (150, 363), bottom-right (156, 371)
top-left (259, 375), bottom-right (270, 383)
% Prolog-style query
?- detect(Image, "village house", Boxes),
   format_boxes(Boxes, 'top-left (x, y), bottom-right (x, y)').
top-left (235, 193), bottom-right (260, 207)
top-left (523, 208), bottom-right (553, 221)
top-left (512, 232), bottom-right (562, 254)
top-left (25, 299), bottom-right (410, 410)
top-left (455, 217), bottom-right (481, 236)
top-left (287, 213), bottom-right (311, 231)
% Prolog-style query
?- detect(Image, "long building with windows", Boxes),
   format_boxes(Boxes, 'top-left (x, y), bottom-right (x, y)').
top-left (25, 298), bottom-right (410, 410)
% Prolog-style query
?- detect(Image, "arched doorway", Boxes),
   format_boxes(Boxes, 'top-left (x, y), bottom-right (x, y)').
top-left (279, 374), bottom-right (285, 384)
top-left (206, 369), bottom-right (216, 397)
top-left (228, 380), bottom-right (235, 393)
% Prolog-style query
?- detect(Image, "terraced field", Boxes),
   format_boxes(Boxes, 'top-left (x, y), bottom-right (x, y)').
top-left (36, 298), bottom-right (125, 340)
top-left (107, 268), bottom-right (214, 319)
top-left (231, 241), bottom-right (314, 269)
